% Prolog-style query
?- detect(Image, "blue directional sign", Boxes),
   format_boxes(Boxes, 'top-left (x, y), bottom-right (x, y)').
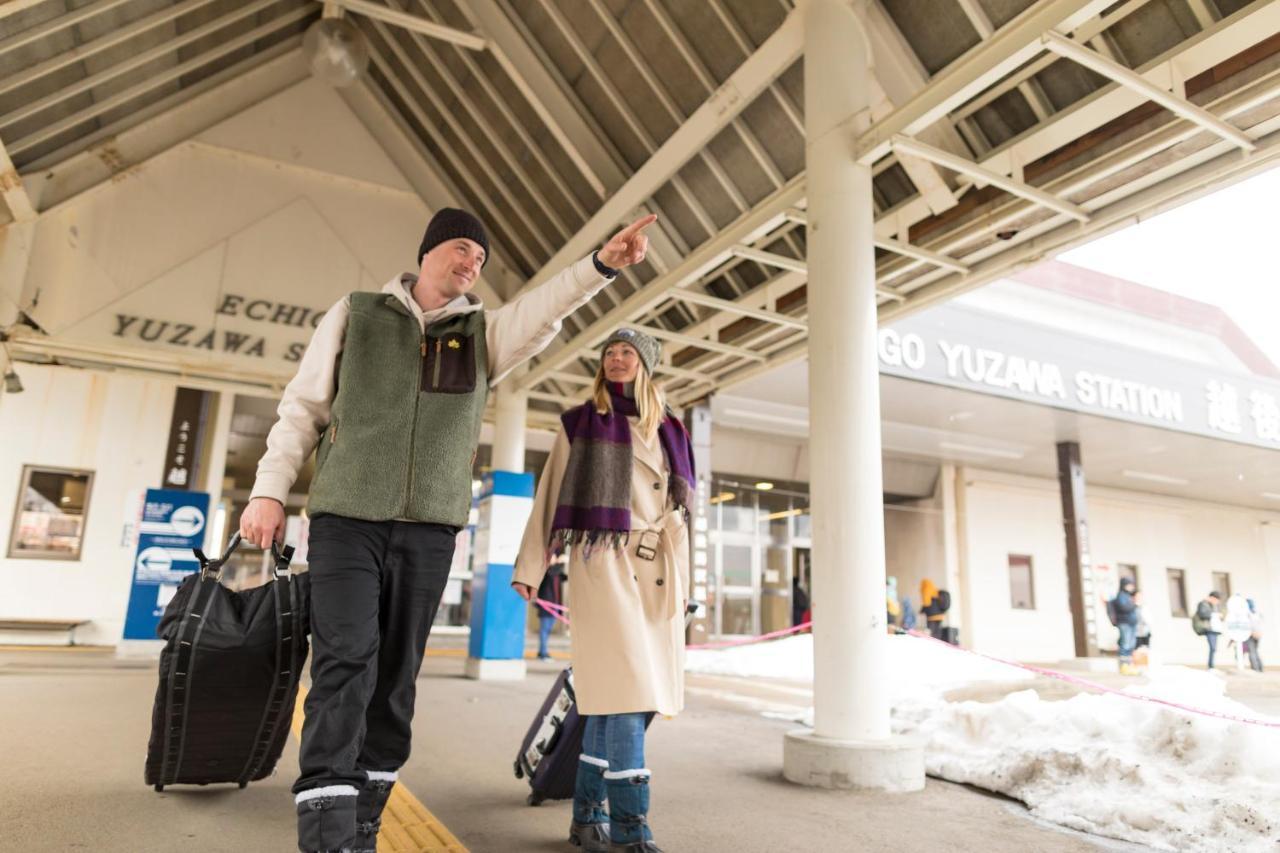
top-left (122, 489), bottom-right (210, 640)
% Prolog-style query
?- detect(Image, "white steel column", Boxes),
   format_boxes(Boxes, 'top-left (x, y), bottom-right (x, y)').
top-left (201, 390), bottom-right (236, 553)
top-left (782, 0), bottom-right (923, 792)
top-left (491, 369), bottom-right (529, 472)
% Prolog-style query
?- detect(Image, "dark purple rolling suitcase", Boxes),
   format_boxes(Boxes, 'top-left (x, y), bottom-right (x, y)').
top-left (514, 667), bottom-right (584, 806)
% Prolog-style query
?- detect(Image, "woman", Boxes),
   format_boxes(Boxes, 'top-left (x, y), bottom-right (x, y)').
top-left (512, 327), bottom-right (694, 853)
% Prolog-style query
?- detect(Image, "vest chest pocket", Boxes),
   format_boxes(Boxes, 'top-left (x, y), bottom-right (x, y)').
top-left (422, 332), bottom-right (477, 394)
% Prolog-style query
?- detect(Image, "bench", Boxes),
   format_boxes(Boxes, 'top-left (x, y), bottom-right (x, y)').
top-left (0, 618), bottom-right (91, 645)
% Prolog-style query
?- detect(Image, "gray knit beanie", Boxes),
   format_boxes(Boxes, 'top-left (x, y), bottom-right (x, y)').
top-left (601, 327), bottom-right (661, 375)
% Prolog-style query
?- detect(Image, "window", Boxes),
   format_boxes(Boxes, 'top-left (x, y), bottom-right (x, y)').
top-left (1117, 563), bottom-right (1139, 588)
top-left (8, 466), bottom-right (94, 560)
top-left (1211, 571), bottom-right (1232, 599)
top-left (1167, 569), bottom-right (1188, 618)
top-left (1008, 554), bottom-right (1035, 610)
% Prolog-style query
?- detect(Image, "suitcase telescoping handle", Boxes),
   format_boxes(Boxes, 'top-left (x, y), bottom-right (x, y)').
top-left (193, 532), bottom-right (295, 580)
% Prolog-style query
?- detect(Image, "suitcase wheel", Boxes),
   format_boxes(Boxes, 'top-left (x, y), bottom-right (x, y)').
top-left (514, 760), bottom-right (524, 780)
top-left (238, 782), bottom-right (248, 789)
top-left (527, 792), bottom-right (544, 807)
top-left (153, 784), bottom-right (164, 793)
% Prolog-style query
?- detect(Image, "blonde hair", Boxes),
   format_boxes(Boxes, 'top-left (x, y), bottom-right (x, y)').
top-left (592, 361), bottom-right (665, 439)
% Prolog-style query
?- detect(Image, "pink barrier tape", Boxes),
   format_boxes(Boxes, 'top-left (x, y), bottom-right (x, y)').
top-left (685, 621), bottom-right (812, 651)
top-left (534, 597), bottom-right (571, 627)
top-left (529, 601), bottom-right (1277, 729)
top-left (893, 627), bottom-right (1280, 730)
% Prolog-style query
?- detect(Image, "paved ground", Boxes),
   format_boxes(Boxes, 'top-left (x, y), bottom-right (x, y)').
top-left (2, 640), bottom-right (1230, 852)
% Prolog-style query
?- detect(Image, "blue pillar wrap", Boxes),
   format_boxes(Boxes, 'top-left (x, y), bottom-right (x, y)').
top-left (468, 471), bottom-right (535, 660)
top-left (123, 489), bottom-right (211, 640)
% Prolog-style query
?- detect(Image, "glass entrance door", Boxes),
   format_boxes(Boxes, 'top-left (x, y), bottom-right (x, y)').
top-left (716, 534), bottom-right (759, 637)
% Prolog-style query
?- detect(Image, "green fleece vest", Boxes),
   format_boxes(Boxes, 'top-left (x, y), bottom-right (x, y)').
top-left (307, 291), bottom-right (488, 526)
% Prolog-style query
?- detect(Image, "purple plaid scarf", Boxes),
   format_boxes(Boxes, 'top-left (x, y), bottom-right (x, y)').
top-left (550, 382), bottom-right (696, 552)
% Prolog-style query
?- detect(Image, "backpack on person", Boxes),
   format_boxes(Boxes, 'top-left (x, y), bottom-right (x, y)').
top-left (1105, 597), bottom-right (1119, 627)
top-left (1191, 609), bottom-right (1209, 636)
top-left (936, 589), bottom-right (951, 613)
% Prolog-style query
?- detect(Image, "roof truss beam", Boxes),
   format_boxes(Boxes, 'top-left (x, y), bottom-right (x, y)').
top-left (1, 0), bottom-right (273, 130)
top-left (891, 135), bottom-right (1090, 221)
top-left (512, 7), bottom-right (803, 295)
top-left (0, 0), bottom-right (132, 60)
top-left (518, 177), bottom-right (805, 390)
top-left (8, 5), bottom-right (314, 160)
top-left (667, 289), bottom-right (807, 331)
top-left (0, 137), bottom-right (35, 222)
top-left (856, 0), bottom-right (1117, 164)
top-left (1042, 30), bottom-right (1256, 151)
top-left (320, 0), bottom-right (484, 50)
top-left (0, 0), bottom-right (220, 100)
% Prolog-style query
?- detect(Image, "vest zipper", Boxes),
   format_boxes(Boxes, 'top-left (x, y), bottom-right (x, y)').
top-left (432, 339), bottom-right (442, 389)
top-left (406, 331), bottom-right (427, 515)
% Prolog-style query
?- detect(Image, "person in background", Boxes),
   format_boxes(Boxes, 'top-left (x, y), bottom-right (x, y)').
top-left (1244, 598), bottom-right (1264, 673)
top-left (1193, 591), bottom-right (1223, 669)
top-left (1112, 578), bottom-right (1139, 675)
top-left (886, 576), bottom-right (902, 629)
top-left (1224, 592), bottom-right (1253, 671)
top-left (920, 579), bottom-right (949, 641)
top-left (900, 596), bottom-right (917, 632)
top-left (792, 575), bottom-right (810, 628)
top-left (535, 559), bottom-right (566, 661)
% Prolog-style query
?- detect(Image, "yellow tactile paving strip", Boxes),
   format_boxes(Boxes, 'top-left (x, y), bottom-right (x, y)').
top-left (291, 686), bottom-right (469, 853)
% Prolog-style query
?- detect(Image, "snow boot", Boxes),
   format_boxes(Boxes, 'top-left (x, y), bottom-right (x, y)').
top-left (604, 769), bottom-right (662, 852)
top-left (296, 786), bottom-right (358, 853)
top-left (570, 755), bottom-right (611, 852)
top-left (353, 771), bottom-right (397, 853)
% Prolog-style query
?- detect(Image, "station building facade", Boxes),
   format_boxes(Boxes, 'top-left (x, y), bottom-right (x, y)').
top-left (3, 79), bottom-right (1278, 666)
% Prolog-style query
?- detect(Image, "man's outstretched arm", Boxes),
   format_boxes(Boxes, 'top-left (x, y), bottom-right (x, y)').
top-left (485, 214), bottom-right (657, 384)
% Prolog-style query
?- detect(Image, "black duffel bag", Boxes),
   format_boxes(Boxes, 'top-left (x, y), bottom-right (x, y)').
top-left (145, 532), bottom-right (310, 791)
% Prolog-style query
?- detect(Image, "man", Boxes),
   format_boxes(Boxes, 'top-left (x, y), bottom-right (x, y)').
top-left (1112, 578), bottom-right (1139, 675)
top-left (1193, 591), bottom-right (1223, 669)
top-left (240, 208), bottom-right (655, 853)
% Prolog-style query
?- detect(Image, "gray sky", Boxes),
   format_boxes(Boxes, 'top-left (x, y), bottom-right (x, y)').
top-left (1059, 164), bottom-right (1280, 367)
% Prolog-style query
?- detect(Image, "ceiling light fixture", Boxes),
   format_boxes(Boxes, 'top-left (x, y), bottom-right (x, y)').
top-left (754, 481), bottom-right (775, 491)
top-left (1121, 470), bottom-right (1189, 486)
top-left (937, 441), bottom-right (1024, 460)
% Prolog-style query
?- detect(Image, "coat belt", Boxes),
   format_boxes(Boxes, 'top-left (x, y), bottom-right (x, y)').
top-left (633, 510), bottom-right (685, 621)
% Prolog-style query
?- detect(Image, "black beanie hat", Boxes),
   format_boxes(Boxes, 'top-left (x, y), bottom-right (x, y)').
top-left (418, 208), bottom-right (489, 266)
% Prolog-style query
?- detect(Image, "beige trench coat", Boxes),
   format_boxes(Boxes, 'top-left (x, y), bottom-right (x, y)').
top-left (514, 418), bottom-right (690, 716)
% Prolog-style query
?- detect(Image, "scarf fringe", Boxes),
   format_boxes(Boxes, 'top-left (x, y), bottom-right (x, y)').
top-left (552, 528), bottom-right (631, 559)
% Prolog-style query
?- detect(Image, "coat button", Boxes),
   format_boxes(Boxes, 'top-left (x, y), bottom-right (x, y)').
top-left (633, 575), bottom-right (639, 581)
top-left (653, 482), bottom-right (661, 490)
top-left (656, 578), bottom-right (664, 586)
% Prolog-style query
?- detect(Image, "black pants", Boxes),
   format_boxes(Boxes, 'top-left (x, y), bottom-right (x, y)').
top-left (293, 514), bottom-right (456, 794)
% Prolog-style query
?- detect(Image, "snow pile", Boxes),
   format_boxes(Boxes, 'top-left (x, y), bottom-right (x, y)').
top-left (685, 632), bottom-right (1032, 699)
top-left (687, 634), bottom-right (1280, 852)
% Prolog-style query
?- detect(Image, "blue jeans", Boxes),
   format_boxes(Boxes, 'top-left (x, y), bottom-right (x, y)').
top-left (1206, 632), bottom-right (1220, 669)
top-left (537, 614), bottom-right (555, 658)
top-left (582, 713), bottom-right (647, 772)
top-left (1117, 623), bottom-right (1136, 663)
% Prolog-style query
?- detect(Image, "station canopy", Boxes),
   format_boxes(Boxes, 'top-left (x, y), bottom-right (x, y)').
top-left (3, 0), bottom-right (1279, 426)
